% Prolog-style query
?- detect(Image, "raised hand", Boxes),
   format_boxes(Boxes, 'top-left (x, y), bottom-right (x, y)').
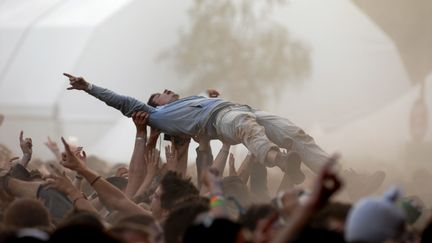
top-left (63, 73), bottom-right (90, 90)
top-left (310, 154), bottom-right (342, 207)
top-left (44, 172), bottom-right (76, 195)
top-left (207, 88), bottom-right (220, 98)
top-left (44, 136), bottom-right (60, 153)
top-left (19, 131), bottom-right (32, 156)
top-left (115, 166), bottom-right (129, 179)
top-left (18, 131), bottom-right (32, 167)
top-left (60, 137), bottom-right (86, 172)
top-left (132, 111), bottom-right (149, 135)
top-left (146, 149), bottom-right (160, 178)
top-left (165, 144), bottom-right (178, 172)
top-left (74, 146), bottom-right (87, 162)
top-left (0, 114), bottom-right (4, 127)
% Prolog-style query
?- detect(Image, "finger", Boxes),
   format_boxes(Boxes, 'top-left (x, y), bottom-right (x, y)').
top-left (63, 73), bottom-right (76, 79)
top-left (66, 87), bottom-right (75, 90)
top-left (61, 137), bottom-right (72, 154)
top-left (19, 130), bottom-right (23, 142)
top-left (229, 158), bottom-right (237, 176)
top-left (9, 157), bottom-right (20, 162)
top-left (229, 153), bottom-right (235, 163)
top-left (322, 153), bottom-right (340, 173)
top-left (82, 151), bottom-right (87, 159)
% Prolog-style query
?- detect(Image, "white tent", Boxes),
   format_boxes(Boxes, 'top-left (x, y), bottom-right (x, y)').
top-left (0, 0), bottom-right (429, 165)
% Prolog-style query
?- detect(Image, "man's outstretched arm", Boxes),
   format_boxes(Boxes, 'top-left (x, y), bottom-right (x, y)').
top-left (63, 73), bottom-right (154, 117)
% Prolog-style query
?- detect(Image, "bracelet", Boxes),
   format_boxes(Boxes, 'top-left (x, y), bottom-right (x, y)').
top-left (90, 176), bottom-right (102, 186)
top-left (136, 137), bottom-right (146, 141)
top-left (210, 195), bottom-right (225, 208)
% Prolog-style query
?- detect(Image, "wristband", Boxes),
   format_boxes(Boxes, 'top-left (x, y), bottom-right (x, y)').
top-left (210, 195), bottom-right (225, 208)
top-left (90, 176), bottom-right (102, 186)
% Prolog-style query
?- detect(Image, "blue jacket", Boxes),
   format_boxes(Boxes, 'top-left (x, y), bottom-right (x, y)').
top-left (86, 85), bottom-right (233, 138)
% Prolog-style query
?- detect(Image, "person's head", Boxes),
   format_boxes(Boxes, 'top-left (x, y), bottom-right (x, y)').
top-left (60, 210), bottom-right (105, 231)
top-left (150, 171), bottom-right (199, 220)
top-left (183, 218), bottom-right (243, 243)
top-left (345, 186), bottom-right (406, 243)
top-left (116, 214), bottom-right (163, 243)
top-left (164, 200), bottom-right (210, 243)
top-left (239, 204), bottom-right (278, 231)
top-left (50, 224), bottom-right (120, 243)
top-left (147, 89), bottom-right (180, 107)
top-left (109, 224), bottom-right (152, 243)
top-left (3, 198), bottom-right (51, 230)
top-left (312, 202), bottom-right (351, 233)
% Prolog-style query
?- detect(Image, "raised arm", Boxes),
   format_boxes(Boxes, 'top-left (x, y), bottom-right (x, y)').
top-left (63, 73), bottom-right (155, 117)
top-left (18, 131), bottom-right (32, 167)
top-left (125, 111), bottom-right (149, 198)
top-left (211, 143), bottom-right (230, 176)
top-left (59, 137), bottom-right (147, 216)
top-left (272, 154), bottom-right (342, 243)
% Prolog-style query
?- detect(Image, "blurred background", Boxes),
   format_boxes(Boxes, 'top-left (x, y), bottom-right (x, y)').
top-left (0, 0), bottom-right (431, 182)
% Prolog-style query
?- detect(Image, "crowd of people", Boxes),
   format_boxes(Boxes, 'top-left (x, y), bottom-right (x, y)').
top-left (0, 75), bottom-right (431, 243)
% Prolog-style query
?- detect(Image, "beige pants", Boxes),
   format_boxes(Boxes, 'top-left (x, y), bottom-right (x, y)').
top-left (214, 105), bottom-right (328, 172)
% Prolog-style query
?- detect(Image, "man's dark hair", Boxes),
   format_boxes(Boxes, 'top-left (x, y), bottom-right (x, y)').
top-left (160, 171), bottom-right (199, 210)
top-left (147, 93), bottom-right (158, 107)
top-left (311, 202), bottom-right (352, 229)
top-left (164, 200), bottom-right (209, 243)
top-left (60, 210), bottom-right (105, 231)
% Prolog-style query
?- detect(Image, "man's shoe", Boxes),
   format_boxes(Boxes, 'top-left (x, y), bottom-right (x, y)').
top-left (276, 151), bottom-right (305, 185)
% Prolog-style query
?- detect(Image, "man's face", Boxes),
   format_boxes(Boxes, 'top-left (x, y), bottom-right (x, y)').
top-left (151, 89), bottom-right (179, 106)
top-left (150, 186), bottom-right (163, 219)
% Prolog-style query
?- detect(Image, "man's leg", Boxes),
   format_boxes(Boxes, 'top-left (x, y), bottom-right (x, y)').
top-left (253, 110), bottom-right (328, 173)
top-left (214, 107), bottom-right (299, 168)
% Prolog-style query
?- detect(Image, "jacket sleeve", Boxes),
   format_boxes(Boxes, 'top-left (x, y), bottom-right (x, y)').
top-left (85, 84), bottom-right (154, 117)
